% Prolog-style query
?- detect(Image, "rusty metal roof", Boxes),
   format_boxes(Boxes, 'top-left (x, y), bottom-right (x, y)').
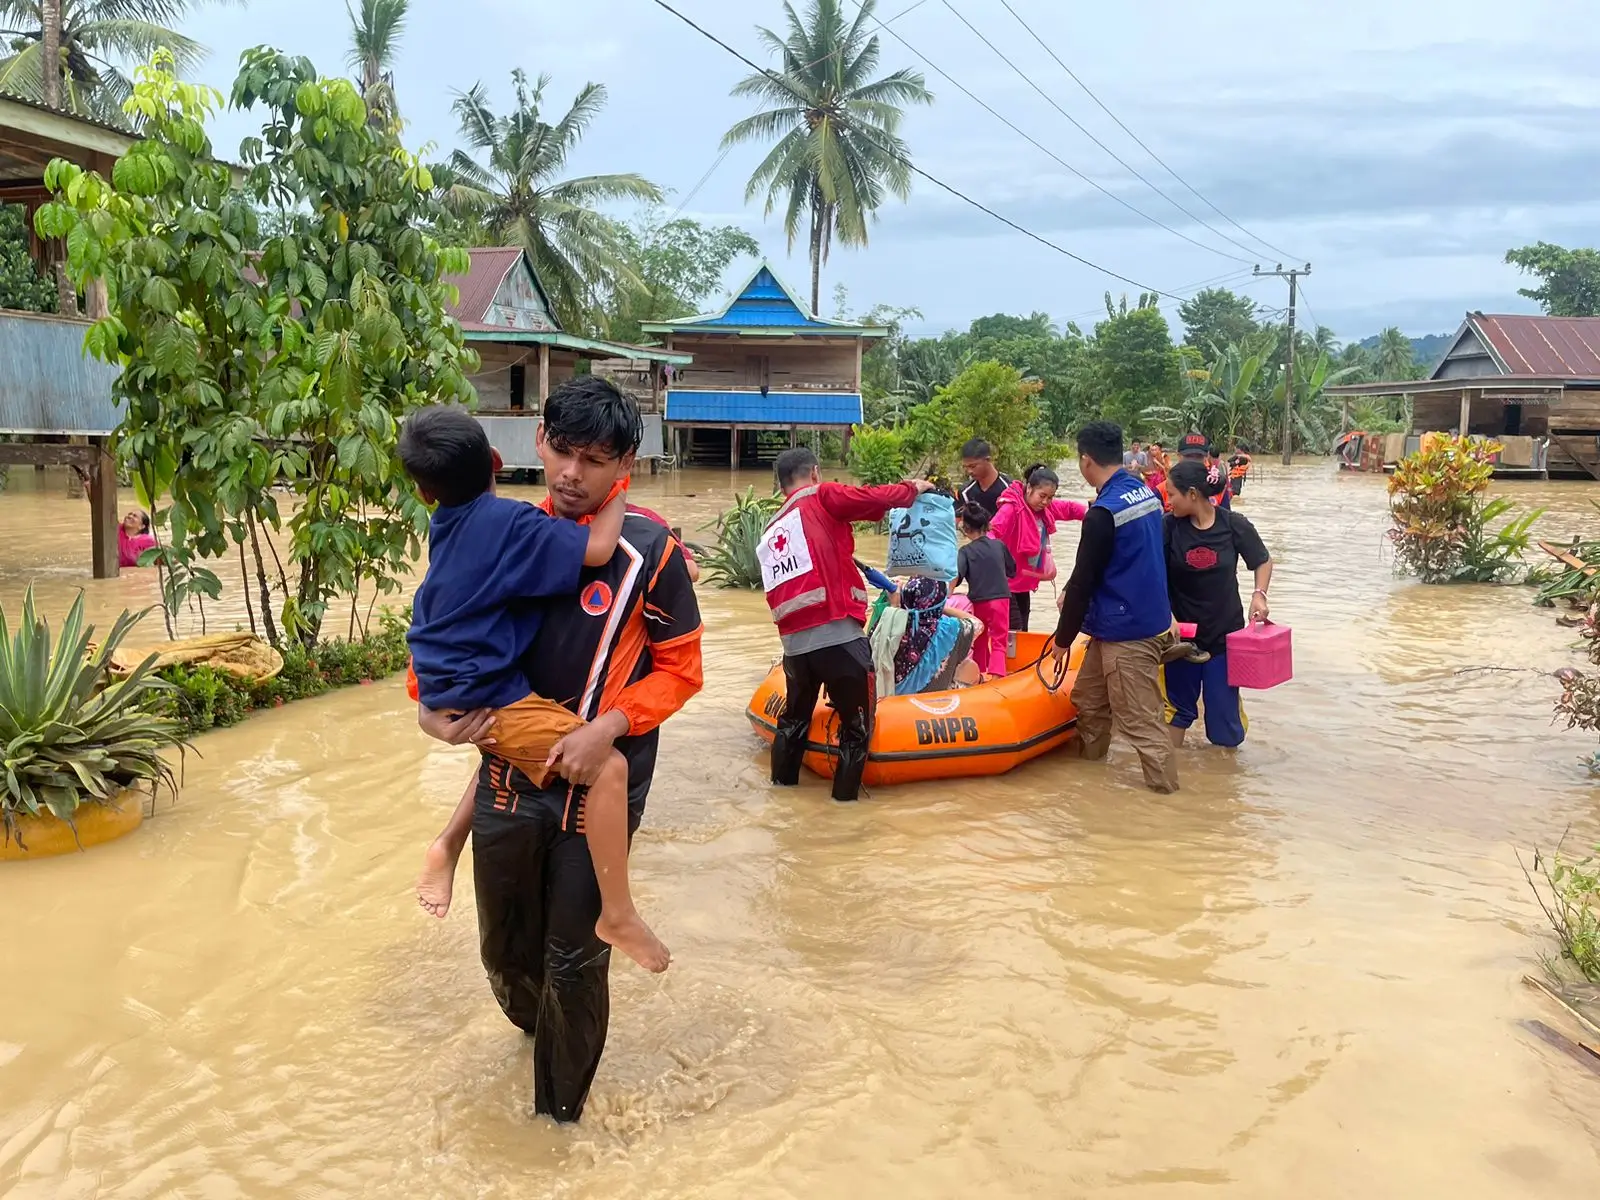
top-left (443, 247), bottom-right (526, 325)
top-left (1471, 313), bottom-right (1600, 379)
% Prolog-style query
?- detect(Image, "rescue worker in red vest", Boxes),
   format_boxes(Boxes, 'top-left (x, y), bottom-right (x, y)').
top-left (761, 447), bottom-right (934, 802)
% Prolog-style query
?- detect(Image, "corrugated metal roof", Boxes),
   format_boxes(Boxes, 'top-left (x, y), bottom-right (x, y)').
top-left (1471, 313), bottom-right (1600, 379)
top-left (443, 247), bottom-right (525, 325)
top-left (0, 89), bottom-right (137, 143)
top-left (644, 263), bottom-right (885, 336)
top-left (664, 389), bottom-right (862, 425)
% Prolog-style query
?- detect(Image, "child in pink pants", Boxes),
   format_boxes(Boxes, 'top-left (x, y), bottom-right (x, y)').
top-left (954, 503), bottom-right (1017, 681)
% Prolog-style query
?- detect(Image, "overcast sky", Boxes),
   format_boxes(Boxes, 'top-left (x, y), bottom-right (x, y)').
top-left (179, 0), bottom-right (1598, 341)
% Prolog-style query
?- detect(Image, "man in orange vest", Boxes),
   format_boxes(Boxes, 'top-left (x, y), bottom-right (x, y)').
top-left (1156, 433), bottom-right (1232, 511)
top-left (761, 448), bottom-right (933, 802)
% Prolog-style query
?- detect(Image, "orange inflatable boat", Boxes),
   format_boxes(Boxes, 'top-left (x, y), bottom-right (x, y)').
top-left (746, 631), bottom-right (1084, 786)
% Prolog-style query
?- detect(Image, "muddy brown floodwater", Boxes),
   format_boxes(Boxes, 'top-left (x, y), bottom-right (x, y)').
top-left (1, 461), bottom-right (1599, 1198)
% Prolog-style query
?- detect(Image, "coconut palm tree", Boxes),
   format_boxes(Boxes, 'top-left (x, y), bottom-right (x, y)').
top-left (0, 0), bottom-right (230, 125)
top-left (346, 0), bottom-right (406, 128)
top-left (439, 69), bottom-right (660, 334)
top-left (722, 0), bottom-right (931, 315)
top-left (1375, 326), bottom-right (1415, 381)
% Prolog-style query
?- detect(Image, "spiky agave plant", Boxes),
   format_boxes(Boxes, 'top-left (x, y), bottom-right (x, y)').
top-left (0, 586), bottom-right (187, 848)
top-left (700, 488), bottom-right (783, 589)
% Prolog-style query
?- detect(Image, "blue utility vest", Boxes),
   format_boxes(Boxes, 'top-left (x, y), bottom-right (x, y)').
top-left (1083, 468), bottom-right (1170, 642)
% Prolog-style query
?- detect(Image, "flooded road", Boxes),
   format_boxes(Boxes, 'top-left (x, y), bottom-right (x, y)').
top-left (1, 462), bottom-right (1598, 1198)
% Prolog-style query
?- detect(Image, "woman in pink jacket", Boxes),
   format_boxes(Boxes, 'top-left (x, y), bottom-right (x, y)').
top-left (988, 464), bottom-right (1087, 646)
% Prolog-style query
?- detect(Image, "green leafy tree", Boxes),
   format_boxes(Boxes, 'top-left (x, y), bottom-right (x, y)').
top-left (439, 69), bottom-right (661, 334)
top-left (0, 202), bottom-right (54, 311)
top-left (1091, 303), bottom-right (1183, 434)
top-left (1265, 351), bottom-right (1357, 453)
top-left (845, 423), bottom-right (905, 484)
top-left (0, 0), bottom-right (233, 126)
top-left (38, 49), bottom-right (478, 648)
top-left (604, 206), bottom-right (759, 344)
top-left (1505, 241), bottom-right (1600, 317)
top-left (722, 0), bottom-right (931, 315)
top-left (346, 0), bottom-right (408, 128)
top-left (902, 359), bottom-right (1053, 477)
top-left (1177, 286), bottom-right (1259, 354)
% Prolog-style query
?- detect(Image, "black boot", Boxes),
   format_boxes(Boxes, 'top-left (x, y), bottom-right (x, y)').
top-left (831, 710), bottom-right (870, 802)
top-left (770, 709), bottom-right (809, 786)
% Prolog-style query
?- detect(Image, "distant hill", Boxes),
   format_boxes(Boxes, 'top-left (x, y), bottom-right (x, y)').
top-left (1355, 331), bottom-right (1453, 371)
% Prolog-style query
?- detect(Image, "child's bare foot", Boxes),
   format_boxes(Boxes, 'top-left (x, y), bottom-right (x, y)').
top-left (597, 910), bottom-right (671, 973)
top-left (416, 838), bottom-right (457, 919)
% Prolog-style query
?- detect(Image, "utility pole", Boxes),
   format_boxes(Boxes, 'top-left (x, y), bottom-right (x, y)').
top-left (1255, 263), bottom-right (1312, 466)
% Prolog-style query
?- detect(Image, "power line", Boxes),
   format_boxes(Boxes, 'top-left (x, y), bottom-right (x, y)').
top-left (647, 0), bottom-right (1194, 301)
top-left (995, 0), bottom-right (1302, 263)
top-left (939, 0), bottom-right (1266, 264)
top-left (841, 0), bottom-right (1255, 265)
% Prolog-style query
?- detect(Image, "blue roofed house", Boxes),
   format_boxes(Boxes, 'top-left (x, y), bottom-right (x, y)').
top-left (641, 262), bottom-right (887, 467)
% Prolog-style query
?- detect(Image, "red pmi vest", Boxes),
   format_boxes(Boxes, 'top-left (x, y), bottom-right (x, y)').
top-left (758, 485), bottom-right (871, 637)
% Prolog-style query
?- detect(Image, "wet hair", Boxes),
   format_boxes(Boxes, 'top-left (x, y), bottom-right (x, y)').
top-left (776, 447), bottom-right (820, 490)
top-left (543, 375), bottom-right (642, 459)
top-left (1076, 420), bottom-right (1124, 467)
top-left (1023, 463), bottom-right (1059, 489)
top-left (960, 438), bottom-right (993, 460)
top-left (1168, 458), bottom-right (1226, 499)
top-left (957, 501), bottom-right (993, 534)
top-left (399, 406), bottom-right (494, 507)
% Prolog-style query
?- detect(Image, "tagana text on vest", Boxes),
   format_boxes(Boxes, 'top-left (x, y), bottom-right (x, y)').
top-left (1082, 468), bottom-right (1170, 642)
top-left (758, 486), bottom-right (872, 636)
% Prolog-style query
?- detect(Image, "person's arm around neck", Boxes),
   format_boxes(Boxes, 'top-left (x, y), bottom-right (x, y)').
top-left (583, 489), bottom-right (627, 566)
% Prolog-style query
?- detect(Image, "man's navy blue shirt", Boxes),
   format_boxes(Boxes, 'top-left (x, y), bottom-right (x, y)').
top-left (408, 492), bottom-right (591, 711)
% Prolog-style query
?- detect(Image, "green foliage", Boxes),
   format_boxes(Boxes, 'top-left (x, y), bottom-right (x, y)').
top-left (437, 69), bottom-right (661, 334)
top-left (0, 0), bottom-right (226, 127)
top-left (846, 424), bottom-right (905, 484)
top-left (1520, 835), bottom-right (1600, 984)
top-left (0, 203), bottom-right (54, 312)
top-left (604, 206), bottom-right (760, 344)
top-left (1505, 241), bottom-right (1600, 317)
top-left (722, 0), bottom-right (932, 313)
top-left (159, 607), bottom-right (411, 734)
top-left (1177, 287), bottom-right (1259, 355)
top-left (38, 49), bottom-right (478, 650)
top-left (0, 586), bottom-right (188, 848)
top-left (1091, 303), bottom-right (1182, 434)
top-left (902, 360), bottom-right (1057, 477)
top-left (1387, 435), bottom-right (1541, 583)
top-left (701, 487), bottom-right (782, 589)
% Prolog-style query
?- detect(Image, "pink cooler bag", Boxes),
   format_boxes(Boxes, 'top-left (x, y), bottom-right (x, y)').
top-left (1226, 620), bottom-right (1293, 689)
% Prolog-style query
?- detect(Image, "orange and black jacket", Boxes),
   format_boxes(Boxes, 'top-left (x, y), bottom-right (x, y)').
top-left (407, 489), bottom-right (704, 820)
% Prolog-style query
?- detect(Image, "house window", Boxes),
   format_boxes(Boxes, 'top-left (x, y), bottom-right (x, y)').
top-left (510, 363), bottom-right (526, 410)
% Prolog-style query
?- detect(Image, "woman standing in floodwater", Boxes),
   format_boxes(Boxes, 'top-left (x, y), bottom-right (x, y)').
top-left (988, 464), bottom-right (1086, 645)
top-left (1162, 459), bottom-right (1273, 748)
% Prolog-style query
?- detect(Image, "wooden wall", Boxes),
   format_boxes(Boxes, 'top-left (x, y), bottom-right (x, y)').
top-left (467, 343), bottom-right (580, 412)
top-left (670, 337), bottom-right (860, 392)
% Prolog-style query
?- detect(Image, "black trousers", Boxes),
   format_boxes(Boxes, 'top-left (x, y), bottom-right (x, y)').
top-left (1009, 590), bottom-right (1031, 634)
top-left (771, 637), bottom-right (875, 802)
top-left (471, 760), bottom-right (640, 1123)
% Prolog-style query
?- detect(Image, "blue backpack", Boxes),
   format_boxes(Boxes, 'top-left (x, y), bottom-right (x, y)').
top-left (885, 492), bottom-right (958, 582)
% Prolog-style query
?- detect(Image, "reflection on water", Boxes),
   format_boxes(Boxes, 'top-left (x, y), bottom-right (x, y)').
top-left (2, 462), bottom-right (1599, 1198)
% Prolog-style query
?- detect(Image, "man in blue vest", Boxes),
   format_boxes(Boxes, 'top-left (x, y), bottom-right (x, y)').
top-left (1048, 421), bottom-right (1179, 793)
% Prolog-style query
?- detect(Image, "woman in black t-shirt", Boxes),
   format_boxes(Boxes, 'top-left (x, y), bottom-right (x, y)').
top-left (1162, 460), bottom-right (1273, 748)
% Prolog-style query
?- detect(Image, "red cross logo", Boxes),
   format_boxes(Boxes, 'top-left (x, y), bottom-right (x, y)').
top-left (772, 531), bottom-right (788, 554)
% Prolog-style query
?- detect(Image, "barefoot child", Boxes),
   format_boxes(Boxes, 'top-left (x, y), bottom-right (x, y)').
top-left (400, 406), bottom-right (669, 973)
top-left (953, 502), bottom-right (1015, 681)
